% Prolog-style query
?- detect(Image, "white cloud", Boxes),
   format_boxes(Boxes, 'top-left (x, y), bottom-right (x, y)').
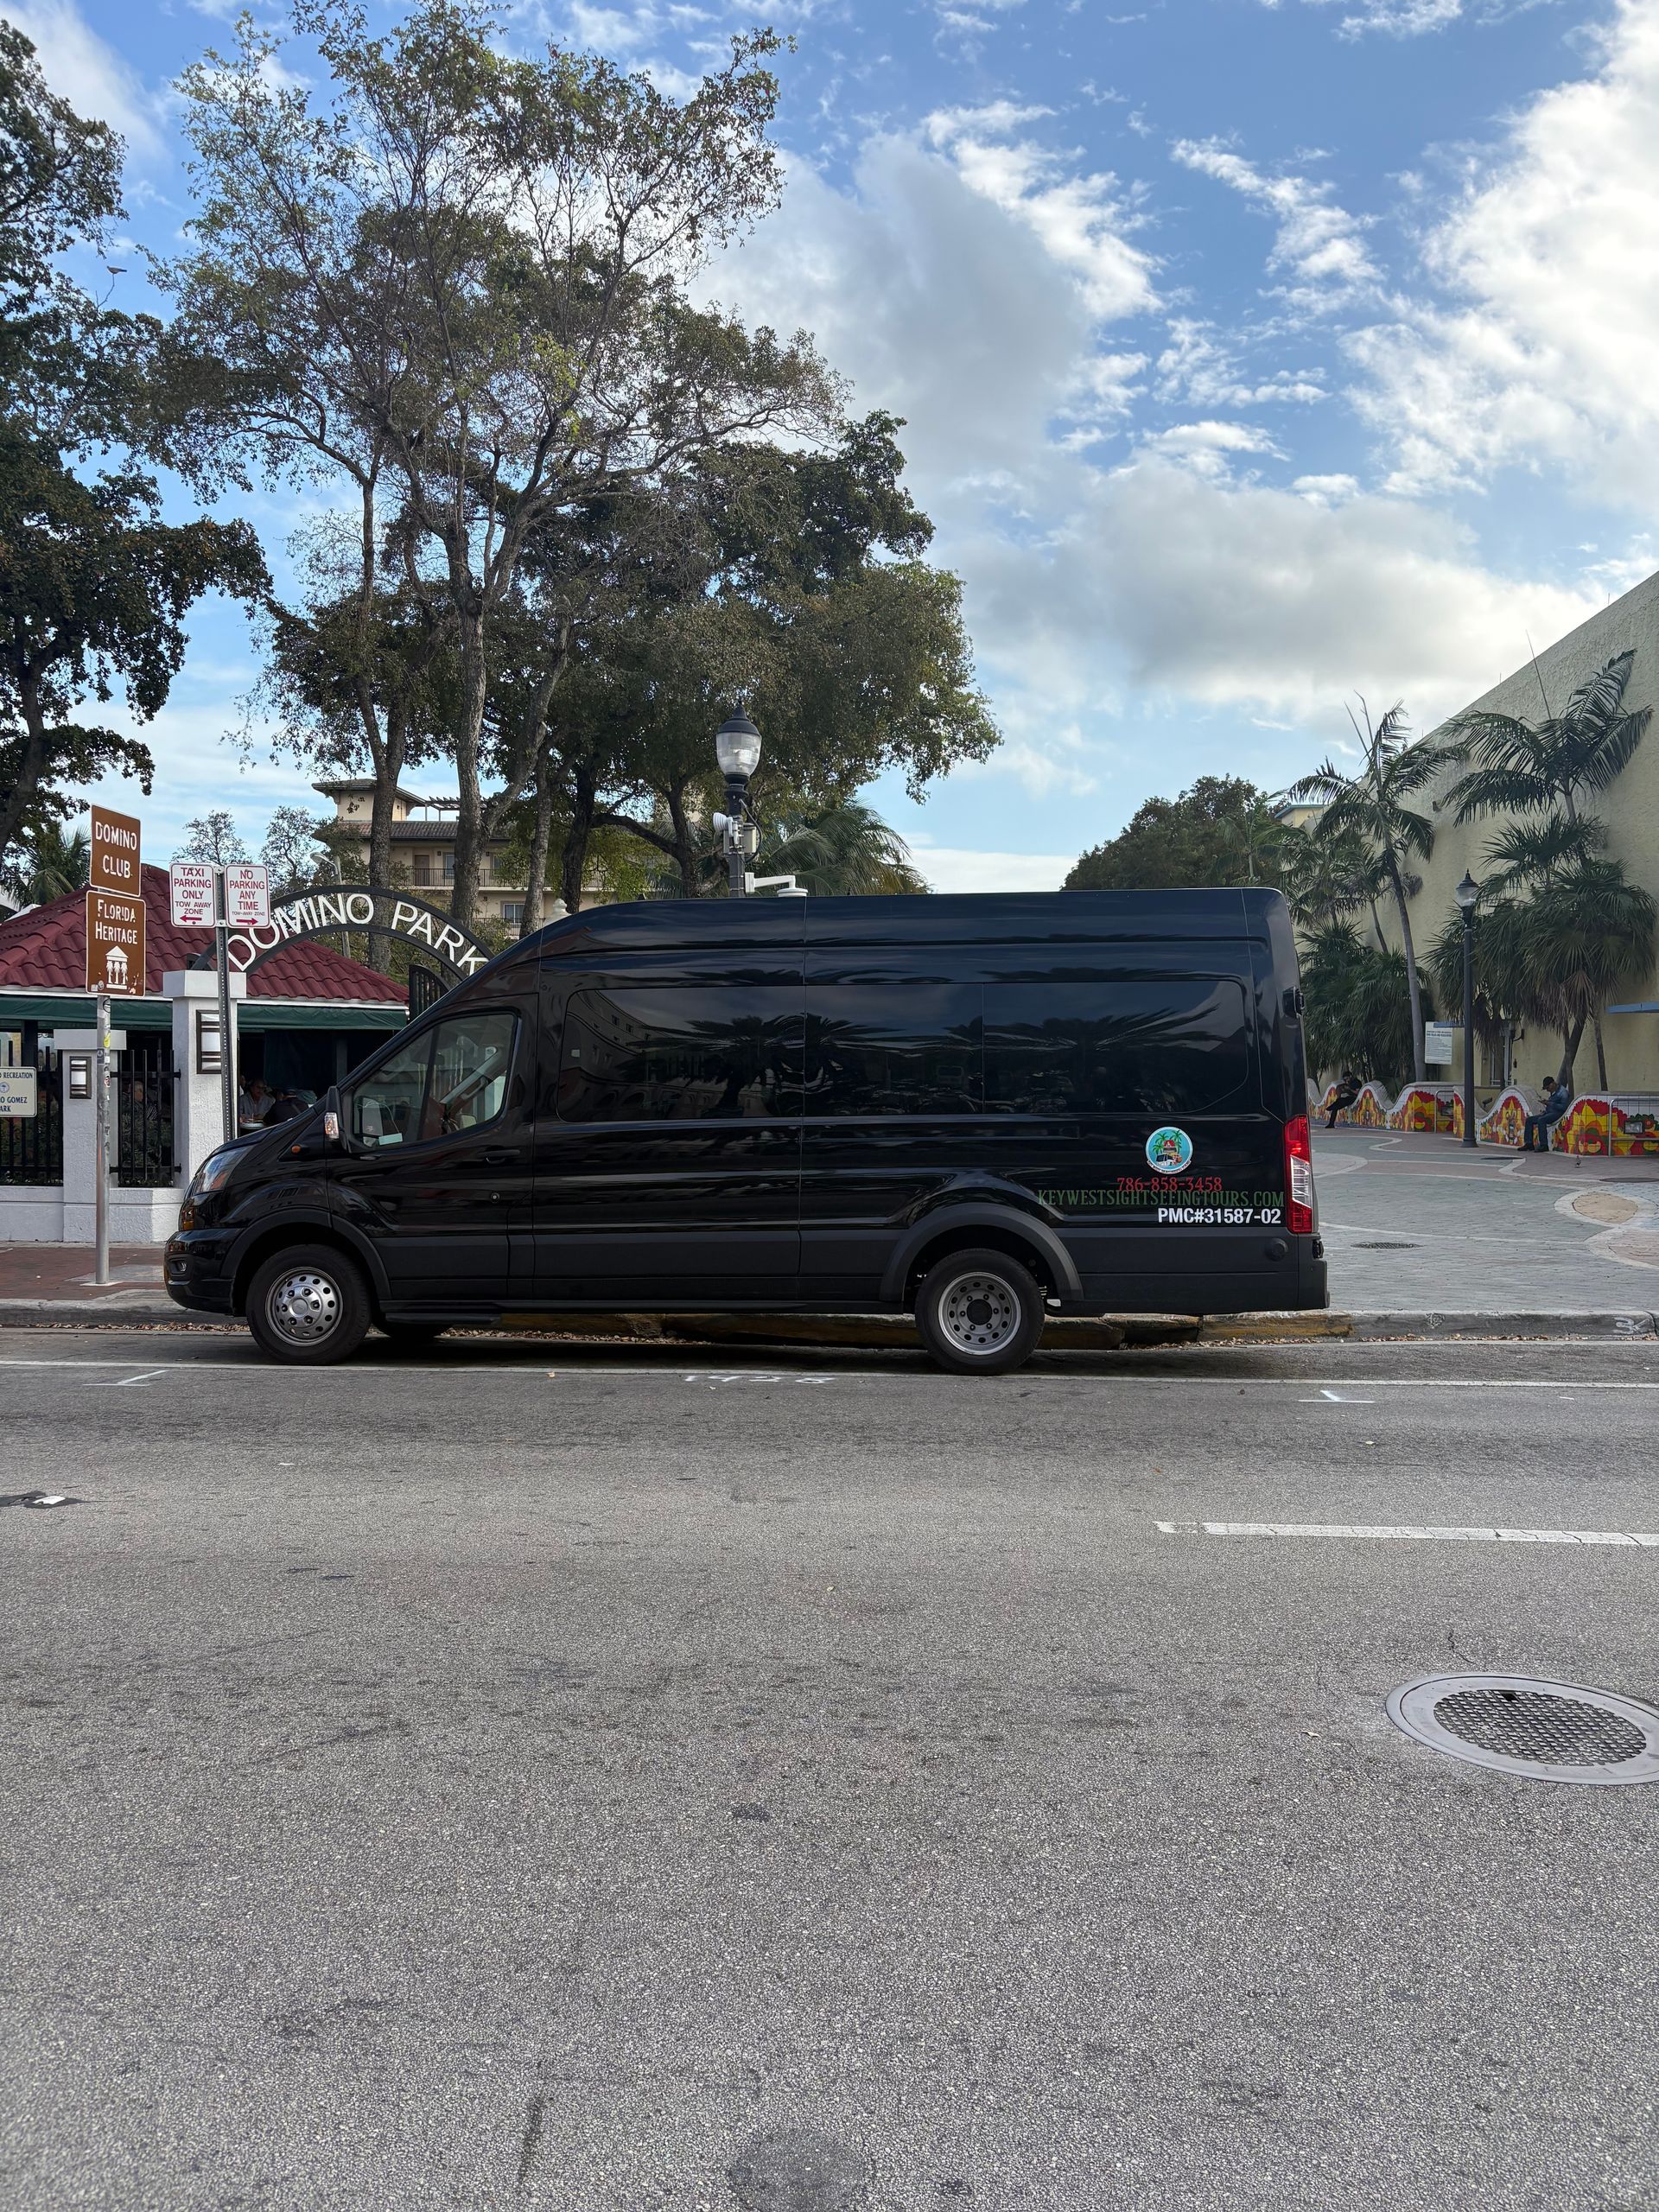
top-left (1291, 472), bottom-right (1361, 502)
top-left (1155, 320), bottom-right (1327, 407)
top-left (708, 129), bottom-right (1147, 487)
top-left (923, 104), bottom-right (1157, 321)
top-left (1136, 419), bottom-right (1283, 477)
top-left (906, 843), bottom-right (1072, 893)
top-left (1171, 137), bottom-right (1379, 305)
top-left (1355, 0), bottom-right (1659, 506)
top-left (1332, 0), bottom-right (1463, 34)
top-left (964, 457), bottom-right (1599, 729)
top-left (3, 0), bottom-right (165, 163)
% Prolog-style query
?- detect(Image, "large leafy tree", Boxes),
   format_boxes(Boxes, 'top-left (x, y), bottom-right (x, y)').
top-left (1065, 776), bottom-right (1287, 893)
top-left (0, 28), bottom-right (266, 867)
top-left (1286, 703), bottom-right (1454, 1081)
top-left (161, 0), bottom-right (836, 930)
top-left (512, 416), bottom-right (995, 914)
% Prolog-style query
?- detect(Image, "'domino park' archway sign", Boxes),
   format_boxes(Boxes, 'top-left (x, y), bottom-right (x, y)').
top-left (188, 884), bottom-right (494, 989)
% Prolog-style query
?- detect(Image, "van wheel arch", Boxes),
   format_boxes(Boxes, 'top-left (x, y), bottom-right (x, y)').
top-left (231, 1223), bottom-right (385, 1320)
top-left (899, 1221), bottom-right (1060, 1310)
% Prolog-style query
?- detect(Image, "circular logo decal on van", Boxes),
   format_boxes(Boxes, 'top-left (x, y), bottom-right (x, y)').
top-left (1146, 1126), bottom-right (1193, 1174)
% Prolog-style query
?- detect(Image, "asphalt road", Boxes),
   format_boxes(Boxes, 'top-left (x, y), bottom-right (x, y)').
top-left (3, 1327), bottom-right (1657, 2212)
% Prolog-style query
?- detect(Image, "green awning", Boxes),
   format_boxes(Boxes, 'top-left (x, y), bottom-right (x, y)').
top-left (1, 994), bottom-right (405, 1033)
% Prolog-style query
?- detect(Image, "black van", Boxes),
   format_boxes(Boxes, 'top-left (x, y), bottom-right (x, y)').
top-left (164, 889), bottom-right (1325, 1372)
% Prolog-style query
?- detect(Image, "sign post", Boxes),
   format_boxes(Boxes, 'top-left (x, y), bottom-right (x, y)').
top-left (174, 860), bottom-right (266, 1142)
top-left (214, 868), bottom-right (236, 1145)
top-left (88, 806), bottom-right (145, 1286)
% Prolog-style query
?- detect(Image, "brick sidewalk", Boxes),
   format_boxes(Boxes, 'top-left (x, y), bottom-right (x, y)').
top-left (0, 1243), bottom-right (164, 1300)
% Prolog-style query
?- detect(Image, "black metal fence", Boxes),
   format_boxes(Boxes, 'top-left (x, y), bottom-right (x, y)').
top-left (117, 1034), bottom-right (176, 1187)
top-left (0, 1046), bottom-right (63, 1185)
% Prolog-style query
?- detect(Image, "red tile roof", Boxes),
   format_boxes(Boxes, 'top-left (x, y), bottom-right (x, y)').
top-left (0, 865), bottom-right (407, 1002)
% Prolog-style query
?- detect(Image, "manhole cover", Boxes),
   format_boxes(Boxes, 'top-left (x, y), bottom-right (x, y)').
top-left (1388, 1674), bottom-right (1659, 1785)
top-left (1354, 1240), bottom-right (1417, 1249)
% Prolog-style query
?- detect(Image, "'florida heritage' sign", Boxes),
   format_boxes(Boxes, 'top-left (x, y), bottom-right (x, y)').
top-left (189, 885), bottom-right (494, 988)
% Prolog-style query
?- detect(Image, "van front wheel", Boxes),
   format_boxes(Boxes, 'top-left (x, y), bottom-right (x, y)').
top-left (914, 1247), bottom-right (1044, 1376)
top-left (247, 1244), bottom-right (372, 1365)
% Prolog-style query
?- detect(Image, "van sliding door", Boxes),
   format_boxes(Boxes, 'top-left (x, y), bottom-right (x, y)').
top-left (531, 978), bottom-right (803, 1300)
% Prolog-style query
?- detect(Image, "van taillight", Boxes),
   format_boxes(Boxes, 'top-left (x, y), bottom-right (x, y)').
top-left (1284, 1114), bottom-right (1314, 1234)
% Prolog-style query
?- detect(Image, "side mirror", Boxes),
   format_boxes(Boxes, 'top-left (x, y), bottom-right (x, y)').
top-left (323, 1084), bottom-right (344, 1146)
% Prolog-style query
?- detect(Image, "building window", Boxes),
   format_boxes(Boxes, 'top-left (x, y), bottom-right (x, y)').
top-left (412, 853), bottom-right (433, 887)
top-left (442, 854), bottom-right (455, 885)
top-left (501, 900), bottom-right (524, 926)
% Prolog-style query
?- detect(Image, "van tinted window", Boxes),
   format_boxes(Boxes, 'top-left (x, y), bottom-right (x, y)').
top-left (804, 987), bottom-right (982, 1116)
top-left (557, 987), bottom-right (801, 1121)
top-left (982, 981), bottom-right (1250, 1115)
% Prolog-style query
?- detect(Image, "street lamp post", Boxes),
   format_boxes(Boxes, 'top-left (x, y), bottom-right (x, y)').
top-left (1456, 869), bottom-right (1479, 1148)
top-left (715, 710), bottom-right (762, 899)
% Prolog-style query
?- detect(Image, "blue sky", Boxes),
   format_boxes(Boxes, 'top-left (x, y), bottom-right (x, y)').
top-left (14, 0), bottom-right (1659, 884)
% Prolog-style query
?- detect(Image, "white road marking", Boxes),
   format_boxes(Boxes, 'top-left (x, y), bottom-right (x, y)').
top-left (1155, 1521), bottom-right (1659, 1546)
top-left (1300, 1389), bottom-right (1376, 1402)
top-left (91, 1369), bottom-right (167, 1388)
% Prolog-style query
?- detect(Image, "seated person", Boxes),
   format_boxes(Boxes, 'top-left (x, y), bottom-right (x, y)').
top-left (1522, 1073), bottom-right (1572, 1152)
top-left (1325, 1071), bottom-right (1362, 1129)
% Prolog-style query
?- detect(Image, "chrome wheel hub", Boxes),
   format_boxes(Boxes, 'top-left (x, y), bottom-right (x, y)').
top-left (938, 1270), bottom-right (1020, 1354)
top-left (268, 1268), bottom-right (340, 1345)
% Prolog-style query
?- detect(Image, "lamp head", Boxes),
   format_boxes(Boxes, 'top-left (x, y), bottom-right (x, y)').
top-left (715, 710), bottom-right (762, 780)
top-left (1455, 869), bottom-right (1479, 912)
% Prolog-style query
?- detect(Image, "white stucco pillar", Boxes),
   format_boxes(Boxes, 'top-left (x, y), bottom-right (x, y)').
top-left (49, 1026), bottom-right (124, 1243)
top-left (163, 968), bottom-right (246, 1184)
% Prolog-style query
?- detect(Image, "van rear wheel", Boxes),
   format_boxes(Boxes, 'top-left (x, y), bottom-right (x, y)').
top-left (247, 1244), bottom-right (372, 1365)
top-left (914, 1247), bottom-right (1044, 1376)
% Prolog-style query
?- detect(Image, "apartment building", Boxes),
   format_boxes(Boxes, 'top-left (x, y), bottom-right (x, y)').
top-left (314, 779), bottom-right (531, 929)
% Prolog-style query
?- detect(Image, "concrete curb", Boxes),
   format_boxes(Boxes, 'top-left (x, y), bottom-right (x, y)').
top-left (0, 1298), bottom-right (1653, 1344)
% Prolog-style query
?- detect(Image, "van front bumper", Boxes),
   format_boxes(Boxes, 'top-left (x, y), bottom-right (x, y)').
top-left (163, 1229), bottom-right (238, 1315)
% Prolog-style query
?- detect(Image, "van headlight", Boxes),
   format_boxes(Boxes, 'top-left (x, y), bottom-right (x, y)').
top-left (190, 1149), bottom-right (240, 1198)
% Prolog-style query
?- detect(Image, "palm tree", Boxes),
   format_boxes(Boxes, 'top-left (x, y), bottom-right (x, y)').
top-left (1443, 649), bottom-right (1649, 832)
top-left (682, 800), bottom-right (929, 897)
top-left (1300, 920), bottom-right (1427, 1089)
top-left (1518, 857), bottom-right (1656, 1090)
top-left (1287, 702), bottom-right (1454, 1079)
top-left (1442, 650), bottom-right (1653, 1086)
top-left (1, 822), bottom-right (90, 908)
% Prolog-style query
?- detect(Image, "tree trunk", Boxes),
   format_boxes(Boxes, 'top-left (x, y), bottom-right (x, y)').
top-left (0, 679), bottom-right (53, 864)
top-left (1592, 1012), bottom-right (1608, 1090)
top-left (1387, 850), bottom-right (1427, 1081)
top-left (666, 782), bottom-right (701, 897)
top-left (362, 695), bottom-right (408, 974)
top-left (448, 615), bottom-right (490, 930)
top-left (521, 742), bottom-right (556, 937)
top-left (1556, 1014), bottom-right (1586, 1093)
top-left (560, 761), bottom-right (597, 915)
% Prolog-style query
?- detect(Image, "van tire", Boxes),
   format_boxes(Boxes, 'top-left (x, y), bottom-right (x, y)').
top-left (246, 1244), bottom-right (372, 1365)
top-left (914, 1246), bottom-right (1044, 1376)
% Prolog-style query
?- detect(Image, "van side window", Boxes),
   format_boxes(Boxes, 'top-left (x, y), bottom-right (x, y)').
top-left (982, 981), bottom-right (1249, 1116)
top-left (556, 988), bottom-right (801, 1121)
top-left (351, 1011), bottom-right (518, 1147)
top-left (804, 988), bottom-right (982, 1116)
